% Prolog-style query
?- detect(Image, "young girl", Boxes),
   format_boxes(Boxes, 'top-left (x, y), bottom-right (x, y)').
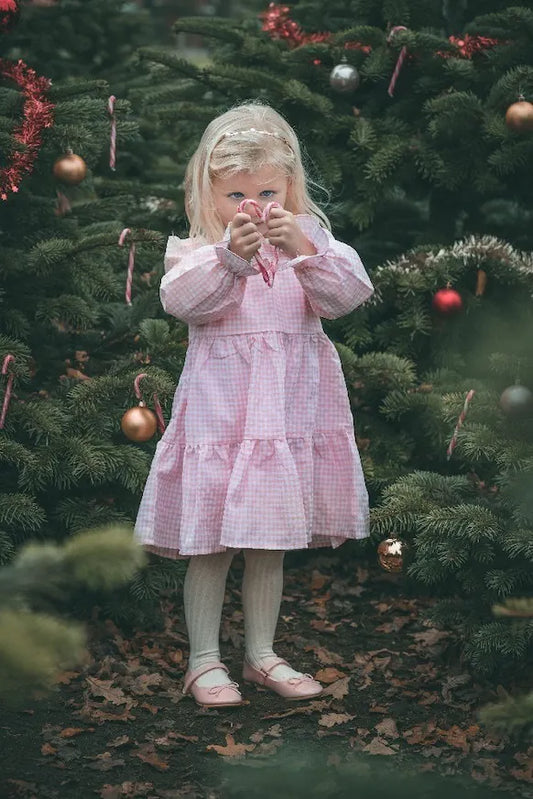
top-left (134, 102), bottom-right (374, 708)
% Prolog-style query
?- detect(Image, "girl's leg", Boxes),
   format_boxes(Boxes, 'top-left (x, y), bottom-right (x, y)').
top-left (242, 548), bottom-right (307, 680)
top-left (183, 549), bottom-right (236, 687)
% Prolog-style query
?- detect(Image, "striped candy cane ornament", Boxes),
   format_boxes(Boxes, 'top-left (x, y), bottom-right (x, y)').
top-left (0, 353), bottom-right (15, 430)
top-left (119, 228), bottom-right (136, 306)
top-left (236, 198), bottom-right (281, 287)
top-left (108, 95), bottom-right (117, 171)
top-left (387, 26), bottom-right (408, 97)
top-left (134, 373), bottom-right (166, 434)
top-left (447, 389), bottom-right (475, 460)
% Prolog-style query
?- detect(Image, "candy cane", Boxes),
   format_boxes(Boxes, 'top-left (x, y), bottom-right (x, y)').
top-left (119, 228), bottom-right (136, 305)
top-left (55, 189), bottom-right (71, 215)
top-left (0, 353), bottom-right (15, 430)
top-left (134, 373), bottom-right (166, 434)
top-left (446, 389), bottom-right (475, 460)
top-left (236, 199), bottom-right (281, 287)
top-left (108, 95), bottom-right (117, 171)
top-left (387, 26), bottom-right (408, 97)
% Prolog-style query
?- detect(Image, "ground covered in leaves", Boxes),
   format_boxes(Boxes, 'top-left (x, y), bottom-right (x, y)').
top-left (1, 549), bottom-right (532, 799)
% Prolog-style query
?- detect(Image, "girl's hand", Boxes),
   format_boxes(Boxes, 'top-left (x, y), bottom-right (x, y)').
top-left (229, 212), bottom-right (262, 262)
top-left (265, 207), bottom-right (317, 258)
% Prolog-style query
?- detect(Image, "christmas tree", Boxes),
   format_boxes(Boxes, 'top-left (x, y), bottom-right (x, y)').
top-left (0, 1), bottom-right (179, 628)
top-left (135, 0), bottom-right (533, 266)
top-left (4, 0), bottom-right (160, 92)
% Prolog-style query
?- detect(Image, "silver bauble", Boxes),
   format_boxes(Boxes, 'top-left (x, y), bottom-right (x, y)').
top-left (500, 385), bottom-right (533, 417)
top-left (329, 61), bottom-right (360, 93)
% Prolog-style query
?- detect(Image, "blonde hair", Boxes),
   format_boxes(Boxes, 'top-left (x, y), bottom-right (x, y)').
top-left (184, 101), bottom-right (331, 243)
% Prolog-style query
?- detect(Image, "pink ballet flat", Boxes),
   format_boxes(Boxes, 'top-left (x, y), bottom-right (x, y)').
top-left (242, 657), bottom-right (323, 701)
top-left (182, 662), bottom-right (244, 708)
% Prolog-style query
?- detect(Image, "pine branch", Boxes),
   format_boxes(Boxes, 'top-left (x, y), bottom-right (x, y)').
top-left (172, 16), bottom-right (247, 44)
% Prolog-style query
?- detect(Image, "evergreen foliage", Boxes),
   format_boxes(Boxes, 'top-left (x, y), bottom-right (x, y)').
top-left (134, 1), bottom-right (533, 266)
top-left (0, 525), bottom-right (146, 704)
top-left (328, 236), bottom-right (533, 687)
top-left (3, 0), bottom-right (159, 90)
top-left (0, 4), bottom-right (184, 622)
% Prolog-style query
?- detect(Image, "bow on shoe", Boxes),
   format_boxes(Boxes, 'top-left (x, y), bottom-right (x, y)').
top-left (207, 680), bottom-right (241, 696)
top-left (237, 198), bottom-right (281, 288)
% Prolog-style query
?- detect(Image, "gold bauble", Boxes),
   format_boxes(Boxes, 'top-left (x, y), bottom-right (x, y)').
top-left (505, 100), bottom-right (533, 133)
top-left (53, 151), bottom-right (87, 184)
top-left (377, 537), bottom-right (408, 573)
top-left (121, 402), bottom-right (157, 442)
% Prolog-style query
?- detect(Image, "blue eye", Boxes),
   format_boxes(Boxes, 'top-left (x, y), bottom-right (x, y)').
top-left (227, 190), bottom-right (277, 199)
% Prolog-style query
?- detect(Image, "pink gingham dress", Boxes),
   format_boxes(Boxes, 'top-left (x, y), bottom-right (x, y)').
top-left (134, 214), bottom-right (374, 558)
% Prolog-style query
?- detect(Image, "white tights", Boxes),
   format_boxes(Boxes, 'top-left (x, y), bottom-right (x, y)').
top-left (183, 549), bottom-right (303, 687)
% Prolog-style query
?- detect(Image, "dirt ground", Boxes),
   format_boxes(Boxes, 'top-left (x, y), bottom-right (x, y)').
top-left (1, 547), bottom-right (532, 799)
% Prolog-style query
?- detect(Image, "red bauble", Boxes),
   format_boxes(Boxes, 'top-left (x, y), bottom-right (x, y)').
top-left (432, 286), bottom-right (463, 316)
top-left (0, 0), bottom-right (20, 33)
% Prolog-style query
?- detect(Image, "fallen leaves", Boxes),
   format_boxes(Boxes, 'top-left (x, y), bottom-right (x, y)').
top-left (1, 555), bottom-right (527, 799)
top-left (363, 737), bottom-right (398, 755)
top-left (130, 743), bottom-right (169, 770)
top-left (99, 781), bottom-right (154, 798)
top-left (261, 698), bottom-right (332, 719)
top-left (310, 619), bottom-right (342, 633)
top-left (85, 677), bottom-right (134, 709)
top-left (321, 676), bottom-right (351, 699)
top-left (375, 718), bottom-right (399, 738)
top-left (129, 673), bottom-right (163, 696)
top-left (314, 667), bottom-right (346, 683)
top-left (306, 645), bottom-right (345, 665)
top-left (85, 752), bottom-right (126, 771)
top-left (318, 712), bottom-right (356, 727)
top-left (206, 733), bottom-right (256, 758)
top-left (59, 727), bottom-right (92, 738)
top-left (410, 628), bottom-right (451, 647)
top-left (510, 748), bottom-right (533, 782)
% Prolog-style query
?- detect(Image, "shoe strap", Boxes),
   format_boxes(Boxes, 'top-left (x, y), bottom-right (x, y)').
top-left (183, 662), bottom-right (228, 694)
top-left (258, 657), bottom-right (290, 679)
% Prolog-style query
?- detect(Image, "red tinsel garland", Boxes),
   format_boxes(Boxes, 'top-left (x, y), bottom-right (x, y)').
top-left (260, 3), bottom-right (371, 52)
top-left (443, 33), bottom-right (502, 58)
top-left (260, 2), bottom-right (501, 58)
top-left (0, 58), bottom-right (55, 201)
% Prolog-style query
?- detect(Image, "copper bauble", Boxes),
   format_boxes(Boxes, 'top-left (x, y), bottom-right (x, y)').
top-left (432, 286), bottom-right (463, 316)
top-left (330, 60), bottom-right (360, 93)
top-left (499, 384), bottom-right (533, 417)
top-left (53, 151), bottom-right (87, 184)
top-left (377, 537), bottom-right (408, 573)
top-left (121, 402), bottom-right (157, 442)
top-left (505, 100), bottom-right (533, 133)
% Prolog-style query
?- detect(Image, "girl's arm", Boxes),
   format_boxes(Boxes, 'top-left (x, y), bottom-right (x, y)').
top-left (160, 236), bottom-right (260, 325)
top-left (288, 217), bottom-right (374, 320)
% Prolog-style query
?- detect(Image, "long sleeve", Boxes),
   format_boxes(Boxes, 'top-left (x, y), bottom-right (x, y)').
top-left (288, 216), bottom-right (374, 320)
top-left (159, 236), bottom-right (261, 326)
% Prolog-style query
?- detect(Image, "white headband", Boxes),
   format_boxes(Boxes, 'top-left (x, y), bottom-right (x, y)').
top-left (217, 128), bottom-right (292, 149)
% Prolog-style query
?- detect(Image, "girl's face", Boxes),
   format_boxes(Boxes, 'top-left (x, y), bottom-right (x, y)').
top-left (211, 165), bottom-right (290, 231)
